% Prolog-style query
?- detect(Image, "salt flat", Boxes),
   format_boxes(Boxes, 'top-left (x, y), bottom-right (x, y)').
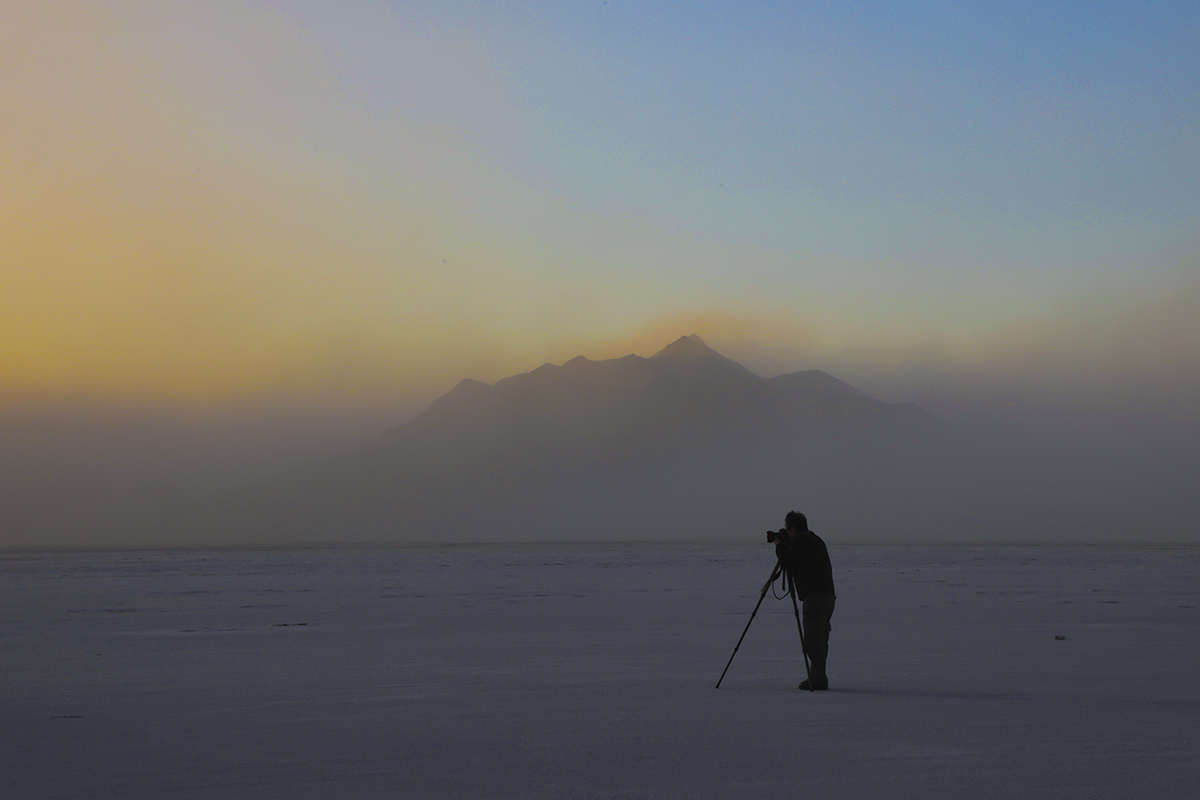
top-left (3, 544), bottom-right (1198, 799)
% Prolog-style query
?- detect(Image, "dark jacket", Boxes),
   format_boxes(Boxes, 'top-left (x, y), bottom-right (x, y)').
top-left (775, 530), bottom-right (835, 600)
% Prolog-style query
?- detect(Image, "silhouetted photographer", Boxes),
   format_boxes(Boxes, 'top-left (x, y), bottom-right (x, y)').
top-left (767, 511), bottom-right (836, 690)
top-left (714, 510), bottom-right (837, 690)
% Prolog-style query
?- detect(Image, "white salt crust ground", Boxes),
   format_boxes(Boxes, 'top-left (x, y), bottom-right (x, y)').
top-left (2, 545), bottom-right (1198, 799)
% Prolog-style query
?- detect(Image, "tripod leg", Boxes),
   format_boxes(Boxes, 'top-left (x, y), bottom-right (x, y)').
top-left (789, 583), bottom-right (814, 690)
top-left (716, 563), bottom-right (780, 689)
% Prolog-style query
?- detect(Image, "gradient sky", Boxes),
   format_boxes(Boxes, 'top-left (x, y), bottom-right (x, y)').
top-left (4, 2), bottom-right (1199, 428)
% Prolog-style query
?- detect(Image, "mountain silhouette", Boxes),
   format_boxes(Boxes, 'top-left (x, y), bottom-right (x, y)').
top-left (192, 336), bottom-right (966, 544)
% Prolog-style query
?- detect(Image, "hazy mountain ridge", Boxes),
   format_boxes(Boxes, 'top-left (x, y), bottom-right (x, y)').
top-left (191, 336), bottom-right (962, 544)
top-left (403, 335), bottom-right (935, 442)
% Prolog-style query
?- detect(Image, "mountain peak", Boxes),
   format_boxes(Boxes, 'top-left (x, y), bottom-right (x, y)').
top-left (650, 334), bottom-right (718, 360)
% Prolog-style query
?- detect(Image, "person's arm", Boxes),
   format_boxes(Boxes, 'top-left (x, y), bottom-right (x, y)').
top-left (776, 535), bottom-right (800, 568)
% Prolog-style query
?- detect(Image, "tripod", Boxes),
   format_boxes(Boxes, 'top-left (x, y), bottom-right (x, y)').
top-left (716, 561), bottom-right (813, 689)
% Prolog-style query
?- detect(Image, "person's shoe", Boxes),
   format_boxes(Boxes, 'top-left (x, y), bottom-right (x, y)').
top-left (798, 679), bottom-right (828, 691)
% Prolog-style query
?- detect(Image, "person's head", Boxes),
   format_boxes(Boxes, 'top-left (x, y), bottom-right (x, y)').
top-left (785, 511), bottom-right (808, 535)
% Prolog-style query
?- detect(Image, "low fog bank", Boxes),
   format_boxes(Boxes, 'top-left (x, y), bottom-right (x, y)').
top-left (2, 391), bottom-right (1196, 549)
top-left (943, 414), bottom-right (1198, 544)
top-left (0, 402), bottom-right (402, 548)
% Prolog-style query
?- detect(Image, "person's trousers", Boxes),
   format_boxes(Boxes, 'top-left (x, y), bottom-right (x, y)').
top-left (802, 592), bottom-right (836, 684)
